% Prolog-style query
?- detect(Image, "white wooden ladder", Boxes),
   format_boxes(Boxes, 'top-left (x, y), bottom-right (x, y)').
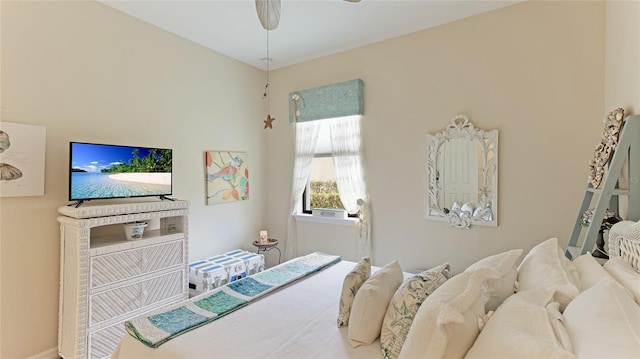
top-left (565, 114), bottom-right (640, 260)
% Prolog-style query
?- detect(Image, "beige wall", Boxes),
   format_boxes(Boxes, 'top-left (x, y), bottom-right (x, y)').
top-left (605, 0), bottom-right (640, 220)
top-left (605, 0), bottom-right (640, 115)
top-left (0, 1), bottom-right (268, 358)
top-left (266, 0), bottom-right (606, 272)
top-left (3, 0), bottom-right (635, 358)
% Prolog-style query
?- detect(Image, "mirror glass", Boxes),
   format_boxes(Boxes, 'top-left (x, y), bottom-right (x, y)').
top-left (426, 115), bottom-right (498, 228)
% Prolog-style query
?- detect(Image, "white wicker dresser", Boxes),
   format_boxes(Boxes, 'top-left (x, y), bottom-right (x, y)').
top-left (57, 200), bottom-right (189, 359)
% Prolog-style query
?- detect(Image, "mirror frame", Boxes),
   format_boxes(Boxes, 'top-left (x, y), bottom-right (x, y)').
top-left (426, 115), bottom-right (499, 228)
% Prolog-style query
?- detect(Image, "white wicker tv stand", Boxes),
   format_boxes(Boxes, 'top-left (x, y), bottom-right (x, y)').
top-left (57, 200), bottom-right (189, 359)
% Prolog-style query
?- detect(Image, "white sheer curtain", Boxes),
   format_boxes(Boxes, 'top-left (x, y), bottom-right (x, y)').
top-left (285, 121), bottom-right (320, 260)
top-left (328, 115), bottom-right (372, 258)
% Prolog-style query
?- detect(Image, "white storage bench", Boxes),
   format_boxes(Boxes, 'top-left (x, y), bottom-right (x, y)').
top-left (188, 249), bottom-right (265, 297)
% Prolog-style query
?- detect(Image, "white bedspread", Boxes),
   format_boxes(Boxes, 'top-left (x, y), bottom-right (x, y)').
top-left (113, 260), bottom-right (381, 359)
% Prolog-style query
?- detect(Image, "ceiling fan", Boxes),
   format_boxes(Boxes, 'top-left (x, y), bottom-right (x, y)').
top-left (255, 0), bottom-right (361, 30)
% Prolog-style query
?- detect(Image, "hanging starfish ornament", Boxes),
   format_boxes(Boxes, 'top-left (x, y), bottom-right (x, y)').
top-left (258, 0), bottom-right (278, 130)
top-left (264, 114), bottom-right (275, 129)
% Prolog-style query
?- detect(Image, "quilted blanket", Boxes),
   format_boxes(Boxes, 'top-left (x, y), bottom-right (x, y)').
top-left (125, 252), bottom-right (341, 348)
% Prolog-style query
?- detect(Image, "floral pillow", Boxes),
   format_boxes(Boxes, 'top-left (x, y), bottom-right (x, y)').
top-left (379, 263), bottom-right (451, 359)
top-left (337, 257), bottom-right (371, 327)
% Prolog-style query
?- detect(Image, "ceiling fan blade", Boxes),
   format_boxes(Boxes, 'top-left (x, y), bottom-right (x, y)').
top-left (255, 0), bottom-right (281, 30)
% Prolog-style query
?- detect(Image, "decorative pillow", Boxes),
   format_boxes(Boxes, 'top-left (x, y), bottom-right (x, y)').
top-left (465, 249), bottom-right (523, 311)
top-left (517, 237), bottom-right (581, 310)
top-left (563, 279), bottom-right (640, 358)
top-left (348, 260), bottom-right (403, 348)
top-left (572, 253), bottom-right (615, 291)
top-left (337, 257), bottom-right (371, 327)
top-left (379, 263), bottom-right (452, 359)
top-left (466, 287), bottom-right (574, 359)
top-left (398, 268), bottom-right (491, 359)
top-left (604, 257), bottom-right (640, 304)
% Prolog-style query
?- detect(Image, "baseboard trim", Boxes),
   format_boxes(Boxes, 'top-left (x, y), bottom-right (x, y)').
top-left (28, 347), bottom-right (59, 359)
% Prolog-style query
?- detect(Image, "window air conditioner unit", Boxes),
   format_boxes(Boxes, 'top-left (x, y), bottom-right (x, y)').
top-left (311, 208), bottom-right (347, 219)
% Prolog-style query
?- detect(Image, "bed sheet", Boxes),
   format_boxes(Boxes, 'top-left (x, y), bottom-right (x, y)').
top-left (113, 260), bottom-right (381, 359)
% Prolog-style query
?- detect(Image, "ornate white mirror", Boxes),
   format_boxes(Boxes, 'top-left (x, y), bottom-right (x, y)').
top-left (426, 115), bottom-right (498, 228)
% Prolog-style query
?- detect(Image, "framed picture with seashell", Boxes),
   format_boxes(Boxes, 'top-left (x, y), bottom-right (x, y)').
top-left (0, 122), bottom-right (46, 197)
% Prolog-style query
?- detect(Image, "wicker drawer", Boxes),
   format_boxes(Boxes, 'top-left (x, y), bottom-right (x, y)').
top-left (89, 322), bottom-right (125, 359)
top-left (90, 270), bottom-right (184, 327)
top-left (91, 240), bottom-right (183, 288)
top-left (91, 249), bottom-right (141, 288)
top-left (141, 240), bottom-right (183, 274)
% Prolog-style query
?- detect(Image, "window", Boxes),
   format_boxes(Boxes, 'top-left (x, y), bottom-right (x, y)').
top-left (287, 79), bottom-right (370, 258)
top-left (303, 155), bottom-right (344, 213)
top-left (301, 121), bottom-right (357, 217)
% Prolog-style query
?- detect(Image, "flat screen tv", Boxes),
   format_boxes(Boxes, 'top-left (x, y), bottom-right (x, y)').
top-left (69, 142), bottom-right (173, 205)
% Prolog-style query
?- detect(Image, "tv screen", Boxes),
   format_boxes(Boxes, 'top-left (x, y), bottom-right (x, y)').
top-left (69, 142), bottom-right (172, 203)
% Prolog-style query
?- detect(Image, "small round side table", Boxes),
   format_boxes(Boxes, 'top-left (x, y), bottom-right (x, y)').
top-left (252, 239), bottom-right (281, 264)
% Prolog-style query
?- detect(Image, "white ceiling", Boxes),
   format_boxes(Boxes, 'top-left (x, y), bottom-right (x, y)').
top-left (99, 0), bottom-right (522, 71)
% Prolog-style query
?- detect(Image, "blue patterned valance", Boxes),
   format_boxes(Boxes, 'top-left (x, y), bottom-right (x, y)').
top-left (288, 79), bottom-right (364, 123)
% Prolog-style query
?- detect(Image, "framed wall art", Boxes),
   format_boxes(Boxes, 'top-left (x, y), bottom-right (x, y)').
top-left (0, 122), bottom-right (46, 197)
top-left (205, 151), bottom-right (249, 205)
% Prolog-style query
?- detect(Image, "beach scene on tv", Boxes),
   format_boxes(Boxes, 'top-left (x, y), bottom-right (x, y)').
top-left (70, 143), bottom-right (172, 200)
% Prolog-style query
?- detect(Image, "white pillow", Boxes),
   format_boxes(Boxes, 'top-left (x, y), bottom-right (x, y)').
top-left (348, 260), bottom-right (403, 348)
top-left (517, 237), bottom-right (581, 310)
top-left (465, 249), bottom-right (523, 311)
top-left (604, 257), bottom-right (640, 304)
top-left (337, 257), bottom-right (371, 327)
top-left (572, 253), bottom-right (615, 291)
top-left (398, 269), bottom-right (490, 359)
top-left (380, 263), bottom-right (452, 359)
top-left (563, 279), bottom-right (640, 359)
top-left (466, 287), bottom-right (574, 359)
top-left (545, 301), bottom-right (574, 353)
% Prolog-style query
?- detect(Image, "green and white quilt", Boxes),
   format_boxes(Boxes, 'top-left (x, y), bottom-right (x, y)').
top-left (125, 252), bottom-right (341, 348)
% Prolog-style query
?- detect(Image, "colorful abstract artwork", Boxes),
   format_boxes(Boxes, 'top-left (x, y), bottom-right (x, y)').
top-left (205, 151), bottom-right (249, 205)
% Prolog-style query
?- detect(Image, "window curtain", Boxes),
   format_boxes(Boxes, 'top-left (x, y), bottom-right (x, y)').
top-left (328, 116), bottom-right (372, 258)
top-left (289, 79), bottom-right (364, 123)
top-left (285, 121), bottom-right (320, 260)
top-left (286, 79), bottom-right (367, 260)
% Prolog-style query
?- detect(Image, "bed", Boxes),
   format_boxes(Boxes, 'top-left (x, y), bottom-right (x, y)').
top-left (113, 257), bottom-right (385, 358)
top-left (113, 224), bottom-right (640, 359)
